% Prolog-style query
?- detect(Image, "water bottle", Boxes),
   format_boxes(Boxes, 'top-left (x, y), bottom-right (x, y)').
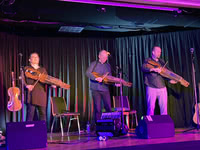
top-left (0, 130), bottom-right (2, 146)
top-left (86, 121), bottom-right (90, 134)
top-left (98, 136), bottom-right (107, 141)
top-left (0, 130), bottom-right (2, 139)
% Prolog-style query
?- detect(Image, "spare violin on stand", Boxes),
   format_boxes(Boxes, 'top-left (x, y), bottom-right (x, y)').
top-left (7, 72), bottom-right (22, 112)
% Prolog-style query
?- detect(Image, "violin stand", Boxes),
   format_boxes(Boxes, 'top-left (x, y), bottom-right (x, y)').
top-left (183, 49), bottom-right (199, 133)
top-left (119, 72), bottom-right (128, 135)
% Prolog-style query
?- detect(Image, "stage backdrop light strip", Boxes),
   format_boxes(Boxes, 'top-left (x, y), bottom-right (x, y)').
top-left (58, 0), bottom-right (179, 11)
top-left (114, 0), bottom-right (200, 8)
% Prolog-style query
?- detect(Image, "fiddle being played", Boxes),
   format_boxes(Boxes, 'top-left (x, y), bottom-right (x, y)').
top-left (86, 50), bottom-right (112, 122)
top-left (25, 52), bottom-right (56, 121)
top-left (142, 46), bottom-right (179, 115)
top-left (91, 72), bottom-right (132, 87)
top-left (25, 66), bottom-right (70, 90)
top-left (145, 60), bottom-right (189, 87)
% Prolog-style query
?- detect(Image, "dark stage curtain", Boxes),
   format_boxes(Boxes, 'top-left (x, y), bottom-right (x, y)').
top-left (0, 29), bottom-right (200, 132)
top-left (115, 30), bottom-right (200, 127)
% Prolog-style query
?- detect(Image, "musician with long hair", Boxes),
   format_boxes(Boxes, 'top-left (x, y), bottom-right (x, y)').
top-left (86, 50), bottom-right (112, 122)
top-left (141, 46), bottom-right (177, 115)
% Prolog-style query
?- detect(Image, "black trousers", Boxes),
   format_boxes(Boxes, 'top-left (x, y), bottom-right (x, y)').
top-left (26, 104), bottom-right (46, 121)
top-left (92, 90), bottom-right (112, 122)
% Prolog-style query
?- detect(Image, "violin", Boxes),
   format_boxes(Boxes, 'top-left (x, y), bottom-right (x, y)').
top-left (7, 72), bottom-right (22, 112)
top-left (24, 67), bottom-right (70, 90)
top-left (146, 60), bottom-right (189, 87)
top-left (92, 72), bottom-right (132, 87)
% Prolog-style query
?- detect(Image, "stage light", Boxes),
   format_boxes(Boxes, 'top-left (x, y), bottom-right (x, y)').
top-left (3, 0), bottom-right (15, 5)
top-left (58, 0), bottom-right (179, 12)
top-left (96, 6), bottom-right (106, 13)
top-left (58, 26), bottom-right (84, 33)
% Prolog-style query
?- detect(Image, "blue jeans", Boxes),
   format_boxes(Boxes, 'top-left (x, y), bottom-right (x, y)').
top-left (92, 90), bottom-right (112, 122)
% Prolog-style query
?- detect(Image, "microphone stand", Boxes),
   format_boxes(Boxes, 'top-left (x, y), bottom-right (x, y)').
top-left (119, 71), bottom-right (127, 135)
top-left (184, 48), bottom-right (199, 132)
top-left (19, 54), bottom-right (25, 122)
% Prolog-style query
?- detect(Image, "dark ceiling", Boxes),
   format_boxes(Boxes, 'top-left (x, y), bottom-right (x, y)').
top-left (1, 0), bottom-right (200, 36)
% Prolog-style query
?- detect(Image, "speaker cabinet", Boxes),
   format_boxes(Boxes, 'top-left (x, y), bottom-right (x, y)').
top-left (6, 121), bottom-right (47, 150)
top-left (96, 119), bottom-right (116, 137)
top-left (136, 115), bottom-right (175, 139)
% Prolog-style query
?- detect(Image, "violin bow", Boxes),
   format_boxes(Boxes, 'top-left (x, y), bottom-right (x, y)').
top-left (102, 72), bottom-right (109, 80)
top-left (161, 61), bottom-right (168, 71)
top-left (32, 72), bottom-right (45, 89)
top-left (97, 72), bottom-right (109, 83)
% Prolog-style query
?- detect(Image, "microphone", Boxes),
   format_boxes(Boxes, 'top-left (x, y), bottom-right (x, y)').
top-left (116, 66), bottom-right (122, 71)
top-left (107, 52), bottom-right (111, 57)
top-left (190, 48), bottom-right (194, 54)
top-left (116, 66), bottom-right (120, 69)
top-left (18, 53), bottom-right (23, 56)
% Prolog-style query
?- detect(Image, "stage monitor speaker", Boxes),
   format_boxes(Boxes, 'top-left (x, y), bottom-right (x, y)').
top-left (6, 121), bottom-right (47, 150)
top-left (136, 115), bottom-right (175, 139)
top-left (96, 119), bottom-right (116, 137)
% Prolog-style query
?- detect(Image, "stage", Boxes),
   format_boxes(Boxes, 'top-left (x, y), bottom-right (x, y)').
top-left (1, 128), bottom-right (200, 150)
top-left (2, 128), bottom-right (199, 150)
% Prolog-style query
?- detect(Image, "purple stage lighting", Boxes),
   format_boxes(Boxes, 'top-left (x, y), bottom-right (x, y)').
top-left (58, 0), bottom-right (180, 12)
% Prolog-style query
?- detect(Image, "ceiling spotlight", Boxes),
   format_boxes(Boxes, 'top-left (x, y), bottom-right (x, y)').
top-left (4, 0), bottom-right (15, 5)
top-left (173, 9), bottom-right (182, 17)
top-left (96, 6), bottom-right (106, 13)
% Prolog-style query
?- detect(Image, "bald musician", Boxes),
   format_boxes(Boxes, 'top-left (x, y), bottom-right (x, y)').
top-left (86, 50), bottom-right (112, 122)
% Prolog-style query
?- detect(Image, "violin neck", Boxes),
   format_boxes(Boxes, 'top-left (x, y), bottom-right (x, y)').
top-left (160, 69), bottom-right (189, 87)
top-left (45, 75), bottom-right (70, 90)
top-left (11, 72), bottom-right (15, 87)
top-left (12, 81), bottom-right (15, 87)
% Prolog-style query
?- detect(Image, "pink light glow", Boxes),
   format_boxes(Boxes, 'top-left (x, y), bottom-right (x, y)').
top-left (138, 0), bottom-right (200, 7)
top-left (58, 0), bottom-right (179, 11)
top-left (0, 18), bottom-right (61, 24)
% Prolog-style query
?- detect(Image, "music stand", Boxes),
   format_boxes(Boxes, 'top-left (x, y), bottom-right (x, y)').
top-left (184, 48), bottom-right (199, 132)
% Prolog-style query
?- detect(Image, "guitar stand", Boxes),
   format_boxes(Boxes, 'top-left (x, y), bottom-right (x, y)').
top-left (183, 48), bottom-right (200, 133)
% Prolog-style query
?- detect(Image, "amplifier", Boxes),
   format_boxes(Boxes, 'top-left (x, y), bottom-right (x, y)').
top-left (6, 121), bottom-right (47, 150)
top-left (101, 112), bottom-right (121, 119)
top-left (96, 119), bottom-right (115, 137)
top-left (136, 115), bottom-right (175, 139)
top-left (97, 112), bottom-right (123, 137)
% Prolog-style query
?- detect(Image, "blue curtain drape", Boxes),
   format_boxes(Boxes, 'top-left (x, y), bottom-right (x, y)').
top-left (1, 29), bottom-right (200, 132)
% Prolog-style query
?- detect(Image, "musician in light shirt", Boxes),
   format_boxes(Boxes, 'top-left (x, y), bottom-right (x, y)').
top-left (141, 46), bottom-right (177, 115)
top-left (86, 50), bottom-right (112, 122)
